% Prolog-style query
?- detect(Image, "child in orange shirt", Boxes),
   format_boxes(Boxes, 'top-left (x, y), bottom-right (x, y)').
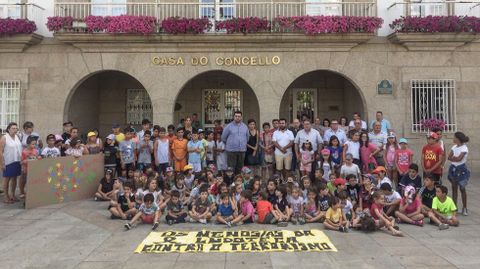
top-left (20, 136), bottom-right (41, 197)
top-left (171, 128), bottom-right (188, 172)
top-left (257, 191), bottom-right (277, 224)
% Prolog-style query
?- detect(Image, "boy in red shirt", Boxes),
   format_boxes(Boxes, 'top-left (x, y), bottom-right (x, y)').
top-left (20, 136), bottom-right (41, 198)
top-left (256, 191), bottom-right (277, 224)
top-left (421, 132), bottom-right (444, 183)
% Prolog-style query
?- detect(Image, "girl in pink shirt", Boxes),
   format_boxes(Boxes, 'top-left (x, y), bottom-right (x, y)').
top-left (359, 132), bottom-right (380, 173)
top-left (394, 186), bottom-right (424, 226)
top-left (395, 138), bottom-right (414, 180)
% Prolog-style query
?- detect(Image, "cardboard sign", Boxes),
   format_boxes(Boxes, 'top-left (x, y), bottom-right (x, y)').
top-left (135, 229), bottom-right (337, 254)
top-left (25, 154), bottom-right (104, 209)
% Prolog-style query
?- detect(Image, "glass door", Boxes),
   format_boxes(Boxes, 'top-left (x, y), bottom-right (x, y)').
top-left (200, 0), bottom-right (235, 32)
top-left (306, 0), bottom-right (342, 16)
top-left (203, 89), bottom-right (242, 128)
top-left (292, 89), bottom-right (317, 123)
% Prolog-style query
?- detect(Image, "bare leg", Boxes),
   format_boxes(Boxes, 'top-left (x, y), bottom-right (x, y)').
top-left (10, 177), bottom-right (18, 201)
top-left (3, 177), bottom-right (11, 202)
top-left (460, 186), bottom-right (467, 210)
top-left (451, 182), bottom-right (459, 207)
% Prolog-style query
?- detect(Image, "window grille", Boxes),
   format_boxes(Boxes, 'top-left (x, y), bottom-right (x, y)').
top-left (0, 80), bottom-right (21, 133)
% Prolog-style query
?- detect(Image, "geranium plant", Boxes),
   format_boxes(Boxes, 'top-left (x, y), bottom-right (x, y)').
top-left (274, 16), bottom-right (383, 34)
top-left (216, 17), bottom-right (270, 34)
top-left (84, 15), bottom-right (109, 32)
top-left (106, 15), bottom-right (156, 34)
top-left (390, 16), bottom-right (480, 33)
top-left (161, 17), bottom-right (212, 34)
top-left (420, 118), bottom-right (446, 131)
top-left (0, 18), bottom-right (37, 35)
top-left (46, 16), bottom-right (73, 32)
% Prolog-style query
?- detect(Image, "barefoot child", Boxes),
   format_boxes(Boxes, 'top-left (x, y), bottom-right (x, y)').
top-left (125, 193), bottom-right (160, 230)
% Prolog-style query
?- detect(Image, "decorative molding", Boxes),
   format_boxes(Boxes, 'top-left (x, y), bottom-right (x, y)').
top-left (388, 32), bottom-right (480, 51)
top-left (0, 34), bottom-right (43, 53)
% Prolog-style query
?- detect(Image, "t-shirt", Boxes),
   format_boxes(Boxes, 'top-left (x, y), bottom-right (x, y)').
top-left (384, 144), bottom-right (398, 166)
top-left (256, 200), bottom-right (273, 223)
top-left (65, 147), bottom-right (84, 157)
top-left (384, 191), bottom-right (401, 204)
top-left (272, 129), bottom-right (294, 156)
top-left (327, 146), bottom-right (343, 165)
top-left (137, 140), bottom-right (153, 164)
top-left (400, 197), bottom-right (421, 215)
top-left (100, 177), bottom-right (114, 193)
top-left (450, 144), bottom-right (468, 166)
top-left (419, 186), bottom-right (436, 208)
top-left (194, 198), bottom-right (211, 214)
top-left (326, 207), bottom-right (342, 223)
top-left (21, 148), bottom-right (38, 171)
top-left (395, 148), bottom-right (413, 174)
top-left (206, 140), bottom-right (215, 161)
top-left (317, 195), bottom-right (330, 211)
top-left (360, 186), bottom-right (375, 210)
top-left (370, 202), bottom-right (384, 220)
top-left (119, 140), bottom-right (136, 164)
top-left (422, 144), bottom-right (444, 175)
top-left (139, 203), bottom-right (158, 215)
top-left (432, 196), bottom-right (457, 217)
top-left (267, 192), bottom-right (276, 205)
top-left (344, 140), bottom-right (360, 159)
top-left (346, 184), bottom-right (360, 203)
top-left (288, 196), bottom-right (304, 214)
top-left (103, 145), bottom-right (117, 166)
top-left (187, 140), bottom-right (203, 164)
top-left (218, 202), bottom-right (234, 217)
top-left (41, 147), bottom-right (61, 158)
top-left (156, 139), bottom-right (170, 164)
top-left (274, 197), bottom-right (289, 212)
top-left (321, 161), bottom-right (334, 181)
top-left (342, 199), bottom-right (353, 215)
top-left (118, 193), bottom-right (135, 212)
top-left (340, 163), bottom-right (361, 178)
top-left (360, 143), bottom-right (378, 171)
top-left (399, 174), bottom-right (422, 191)
top-left (240, 200), bottom-right (255, 221)
top-left (167, 201), bottom-right (183, 214)
top-left (377, 177), bottom-right (392, 189)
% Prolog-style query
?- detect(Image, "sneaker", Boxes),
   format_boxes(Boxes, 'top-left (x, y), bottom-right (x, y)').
top-left (291, 217), bottom-right (298, 225)
top-left (277, 221), bottom-right (288, 227)
top-left (462, 208), bottom-right (469, 216)
top-left (439, 223), bottom-right (449, 230)
top-left (396, 217), bottom-right (402, 224)
top-left (94, 197), bottom-right (98, 201)
top-left (339, 226), bottom-right (345, 232)
top-left (167, 220), bottom-right (174, 226)
top-left (393, 225), bottom-right (400, 231)
top-left (237, 221), bottom-right (244, 225)
top-left (199, 219), bottom-right (207, 224)
top-left (124, 223), bottom-right (132, 230)
top-left (189, 217), bottom-right (196, 223)
top-left (270, 217), bottom-right (278, 225)
top-left (110, 214), bottom-right (121, 220)
top-left (414, 220), bottom-right (424, 227)
top-left (226, 221), bottom-right (232, 228)
top-left (298, 217), bottom-right (306, 225)
top-left (344, 226), bottom-right (349, 233)
top-left (152, 222), bottom-right (159, 230)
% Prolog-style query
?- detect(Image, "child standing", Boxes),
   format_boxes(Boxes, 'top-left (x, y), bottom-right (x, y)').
top-left (384, 133), bottom-right (399, 188)
top-left (119, 127), bottom-right (136, 171)
top-left (394, 186), bottom-right (424, 226)
top-left (137, 130), bottom-right (153, 171)
top-left (288, 186), bottom-right (305, 225)
top-left (154, 127), bottom-right (170, 175)
top-left (125, 193), bottom-right (160, 230)
top-left (340, 154), bottom-right (361, 181)
top-left (447, 131), bottom-right (470, 216)
top-left (395, 138), bottom-right (413, 184)
top-left (189, 185), bottom-right (212, 224)
top-left (299, 141), bottom-right (314, 176)
top-left (429, 185), bottom-right (459, 230)
top-left (166, 190), bottom-right (187, 225)
top-left (346, 174), bottom-right (360, 208)
top-left (370, 191), bottom-right (403, 236)
top-left (103, 134), bottom-right (118, 176)
top-left (324, 196), bottom-right (349, 232)
top-left (187, 130), bottom-right (203, 173)
top-left (65, 138), bottom-right (88, 157)
top-left (215, 133), bottom-right (227, 173)
top-left (319, 149), bottom-right (334, 182)
top-left (327, 136), bottom-right (343, 175)
top-left (172, 128), bottom-right (188, 173)
top-left (205, 131), bottom-right (216, 167)
top-left (20, 136), bottom-right (40, 197)
top-left (256, 191), bottom-right (277, 224)
top-left (231, 190), bottom-right (255, 225)
top-left (359, 132), bottom-right (380, 173)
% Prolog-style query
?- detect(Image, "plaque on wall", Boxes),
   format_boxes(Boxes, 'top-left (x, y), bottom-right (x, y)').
top-left (377, 80), bottom-right (393, 95)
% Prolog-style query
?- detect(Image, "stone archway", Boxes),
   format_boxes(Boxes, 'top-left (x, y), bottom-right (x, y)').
top-left (279, 70), bottom-right (366, 124)
top-left (64, 70), bottom-right (153, 137)
top-left (174, 70), bottom-right (260, 128)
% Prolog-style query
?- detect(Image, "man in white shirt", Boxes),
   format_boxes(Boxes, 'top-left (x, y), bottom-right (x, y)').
top-left (369, 121), bottom-right (387, 166)
top-left (348, 112), bottom-right (367, 130)
top-left (323, 119), bottom-right (347, 145)
top-left (272, 119), bottom-right (294, 179)
top-left (294, 119), bottom-right (322, 162)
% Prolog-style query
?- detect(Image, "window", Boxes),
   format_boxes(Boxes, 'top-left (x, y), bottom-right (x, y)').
top-left (203, 89), bottom-right (242, 127)
top-left (200, 0), bottom-right (235, 21)
top-left (306, 0), bottom-right (342, 16)
top-left (92, 0), bottom-right (127, 16)
top-left (0, 81), bottom-right (21, 132)
top-left (410, 1), bottom-right (446, 17)
top-left (0, 0), bottom-right (21, 19)
top-left (126, 89), bottom-right (152, 125)
top-left (411, 79), bottom-right (456, 133)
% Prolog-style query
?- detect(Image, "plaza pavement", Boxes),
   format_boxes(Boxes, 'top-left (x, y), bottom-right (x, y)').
top-left (0, 176), bottom-right (479, 269)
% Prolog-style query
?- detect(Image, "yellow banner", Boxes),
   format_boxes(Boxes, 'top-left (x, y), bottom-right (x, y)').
top-left (135, 229), bottom-right (337, 254)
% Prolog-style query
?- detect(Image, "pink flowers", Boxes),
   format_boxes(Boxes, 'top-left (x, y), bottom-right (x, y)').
top-left (216, 17), bottom-right (270, 34)
top-left (46, 16), bottom-right (73, 32)
top-left (0, 18), bottom-right (37, 36)
top-left (390, 16), bottom-right (480, 33)
top-left (274, 16), bottom-right (383, 34)
top-left (421, 118), bottom-right (446, 131)
top-left (85, 15), bottom-right (156, 34)
top-left (161, 17), bottom-right (212, 34)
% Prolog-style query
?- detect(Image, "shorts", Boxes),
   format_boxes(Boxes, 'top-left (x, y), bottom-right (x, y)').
top-left (262, 213), bottom-right (275, 224)
top-left (142, 214), bottom-right (155, 224)
top-left (3, 161), bottom-right (21, 177)
top-left (137, 163), bottom-right (151, 172)
top-left (275, 154), bottom-right (292, 170)
top-left (448, 164), bottom-right (470, 188)
top-left (264, 154), bottom-right (274, 164)
top-left (189, 162), bottom-right (202, 173)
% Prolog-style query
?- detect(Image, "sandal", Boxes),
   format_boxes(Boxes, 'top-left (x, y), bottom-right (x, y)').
top-left (10, 197), bottom-right (20, 202)
top-left (19, 194), bottom-right (25, 199)
top-left (392, 230), bottom-right (404, 237)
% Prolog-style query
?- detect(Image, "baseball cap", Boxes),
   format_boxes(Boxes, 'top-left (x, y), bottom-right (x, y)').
top-left (387, 132), bottom-right (396, 138)
top-left (427, 132), bottom-right (439, 139)
top-left (226, 167), bottom-right (234, 172)
top-left (241, 166), bottom-right (252, 174)
top-left (112, 123), bottom-right (120, 128)
top-left (106, 134), bottom-right (115, 141)
top-left (372, 166), bottom-right (386, 174)
top-left (87, 132), bottom-right (96, 137)
top-left (183, 164), bottom-right (193, 171)
top-left (333, 178), bottom-right (347, 186)
top-left (166, 167), bottom-right (173, 173)
top-left (198, 129), bottom-right (204, 133)
top-left (399, 138), bottom-right (408, 144)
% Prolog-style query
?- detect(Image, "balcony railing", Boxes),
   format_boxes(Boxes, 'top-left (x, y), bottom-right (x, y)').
top-left (387, 0), bottom-right (480, 17)
top-left (55, 1), bottom-right (377, 22)
top-left (0, 3), bottom-right (46, 34)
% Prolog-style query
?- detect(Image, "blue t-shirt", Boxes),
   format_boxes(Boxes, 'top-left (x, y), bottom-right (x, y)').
top-left (327, 146), bottom-right (343, 165)
top-left (187, 140), bottom-right (203, 164)
top-left (119, 140), bottom-right (135, 164)
top-left (218, 203), bottom-right (234, 217)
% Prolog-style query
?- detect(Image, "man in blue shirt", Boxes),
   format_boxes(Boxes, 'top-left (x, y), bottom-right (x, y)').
top-left (221, 111), bottom-right (249, 174)
top-left (370, 111), bottom-right (392, 133)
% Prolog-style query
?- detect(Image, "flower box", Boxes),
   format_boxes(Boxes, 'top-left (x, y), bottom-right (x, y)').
top-left (388, 32), bottom-right (479, 51)
top-left (0, 18), bottom-right (37, 36)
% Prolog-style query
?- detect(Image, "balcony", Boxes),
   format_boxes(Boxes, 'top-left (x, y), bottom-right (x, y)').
top-left (0, 2), bottom-right (47, 35)
top-left (387, 0), bottom-right (480, 17)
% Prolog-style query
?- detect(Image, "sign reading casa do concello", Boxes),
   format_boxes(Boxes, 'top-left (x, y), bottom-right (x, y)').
top-left (151, 55), bottom-right (281, 66)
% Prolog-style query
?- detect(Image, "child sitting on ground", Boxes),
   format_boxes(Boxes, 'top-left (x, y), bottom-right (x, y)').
top-left (380, 183), bottom-right (401, 216)
top-left (324, 196), bottom-right (349, 233)
top-left (394, 186), bottom-right (424, 226)
top-left (429, 185), bottom-right (459, 230)
top-left (166, 190), bottom-right (187, 225)
top-left (339, 191), bottom-right (354, 225)
top-left (256, 191), bottom-right (277, 225)
top-left (370, 191), bottom-right (403, 236)
top-left (189, 185), bottom-right (212, 224)
top-left (125, 193), bottom-right (160, 231)
top-left (109, 182), bottom-right (137, 220)
top-left (95, 170), bottom-right (115, 201)
top-left (346, 174), bottom-right (361, 208)
top-left (273, 185), bottom-right (291, 226)
top-left (288, 186), bottom-right (305, 225)
top-left (231, 190), bottom-right (255, 225)
top-left (304, 188), bottom-right (324, 223)
top-left (216, 193), bottom-right (237, 227)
